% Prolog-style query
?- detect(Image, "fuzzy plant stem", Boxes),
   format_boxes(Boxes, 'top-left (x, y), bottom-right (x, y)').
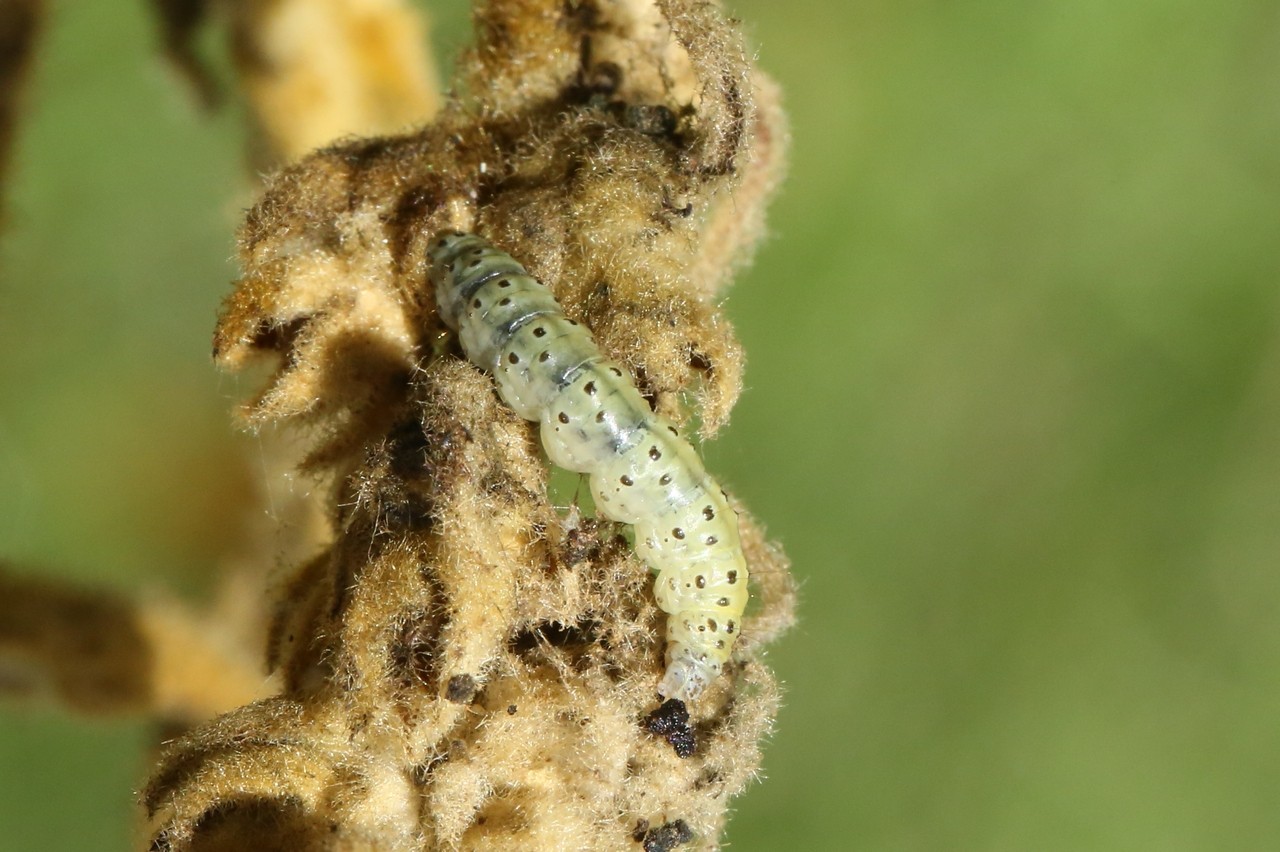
top-left (138, 1), bottom-right (793, 848)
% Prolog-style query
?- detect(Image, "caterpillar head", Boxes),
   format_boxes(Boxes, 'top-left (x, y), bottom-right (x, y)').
top-left (428, 231), bottom-right (482, 328)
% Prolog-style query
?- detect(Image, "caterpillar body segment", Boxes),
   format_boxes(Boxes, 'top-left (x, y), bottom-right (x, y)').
top-left (429, 233), bottom-right (748, 701)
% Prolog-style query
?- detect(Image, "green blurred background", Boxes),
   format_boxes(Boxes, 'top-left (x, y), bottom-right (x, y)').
top-left (3, 0), bottom-right (1279, 848)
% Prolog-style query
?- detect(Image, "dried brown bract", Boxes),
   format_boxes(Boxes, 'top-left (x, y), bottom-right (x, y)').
top-left (0, 566), bottom-right (269, 721)
top-left (164, 0), bottom-right (795, 848)
top-left (226, 0), bottom-right (443, 163)
top-left (149, 0), bottom-right (442, 163)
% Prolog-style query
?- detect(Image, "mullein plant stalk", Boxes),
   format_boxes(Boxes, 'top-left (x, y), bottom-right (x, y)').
top-left (2, 1), bottom-right (793, 849)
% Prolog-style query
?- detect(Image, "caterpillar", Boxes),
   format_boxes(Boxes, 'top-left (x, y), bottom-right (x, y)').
top-left (428, 233), bottom-right (748, 702)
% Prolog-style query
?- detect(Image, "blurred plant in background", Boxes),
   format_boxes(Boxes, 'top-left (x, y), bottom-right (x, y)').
top-left (3, 0), bottom-right (1280, 850)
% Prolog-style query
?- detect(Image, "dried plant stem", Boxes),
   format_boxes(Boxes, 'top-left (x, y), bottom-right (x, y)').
top-left (227, 0), bottom-right (443, 163)
top-left (1, 1), bottom-right (792, 849)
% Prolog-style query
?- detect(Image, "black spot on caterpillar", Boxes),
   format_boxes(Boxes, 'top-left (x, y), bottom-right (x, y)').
top-left (429, 233), bottom-right (748, 701)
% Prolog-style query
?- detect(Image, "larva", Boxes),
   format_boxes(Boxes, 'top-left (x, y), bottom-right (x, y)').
top-left (428, 233), bottom-right (748, 702)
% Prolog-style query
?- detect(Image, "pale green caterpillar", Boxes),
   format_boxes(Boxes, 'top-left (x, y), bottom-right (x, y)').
top-left (429, 233), bottom-right (748, 702)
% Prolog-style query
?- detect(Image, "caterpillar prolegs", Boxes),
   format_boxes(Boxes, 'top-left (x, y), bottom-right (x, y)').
top-left (429, 234), bottom-right (748, 702)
